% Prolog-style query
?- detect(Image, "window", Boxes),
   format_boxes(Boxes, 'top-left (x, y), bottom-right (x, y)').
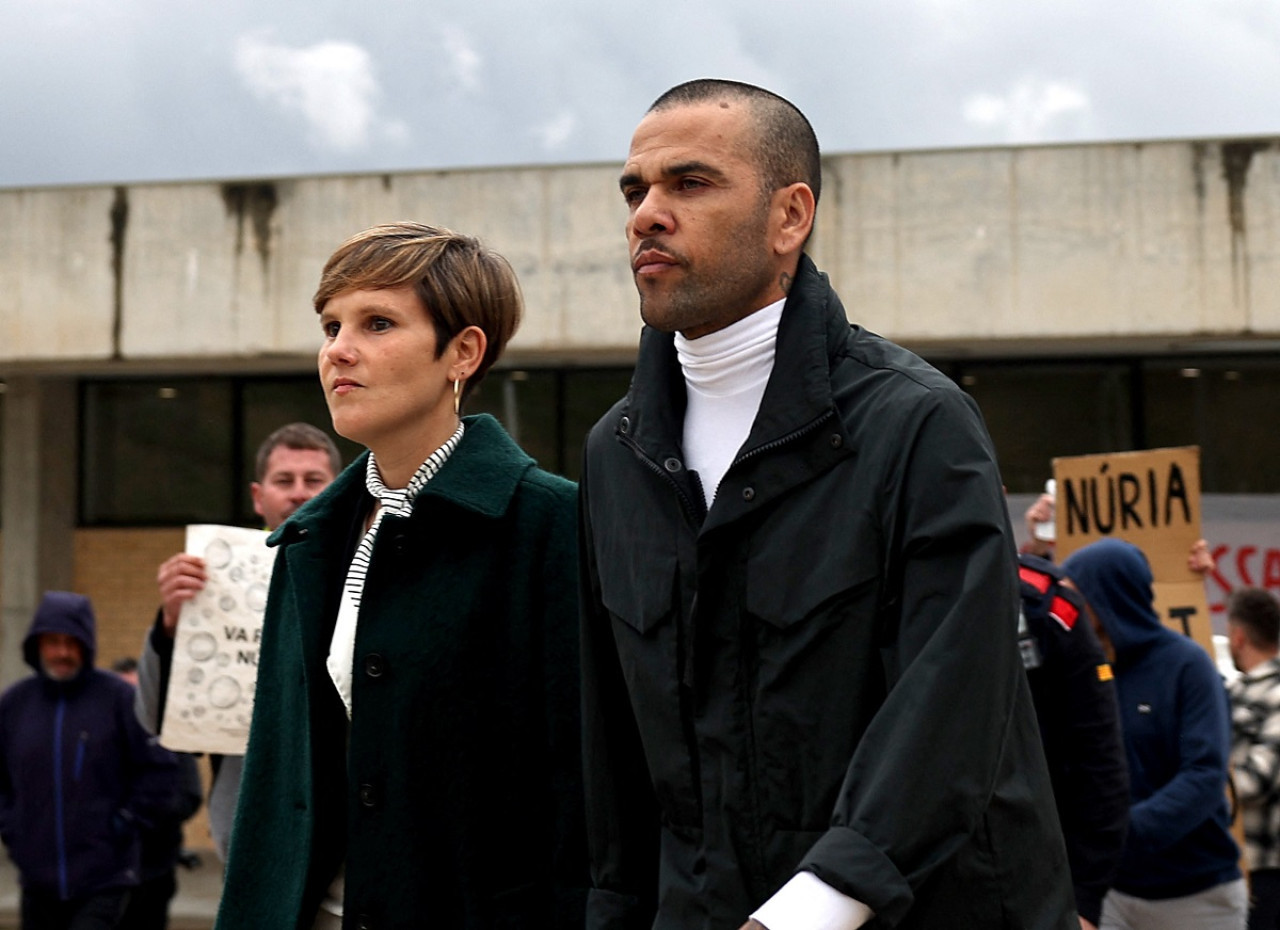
top-left (953, 361), bottom-right (1135, 493)
top-left (79, 367), bottom-right (636, 525)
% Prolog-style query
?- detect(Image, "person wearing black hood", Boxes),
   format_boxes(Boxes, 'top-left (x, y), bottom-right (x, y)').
top-left (1061, 539), bottom-right (1246, 930)
top-left (0, 591), bottom-right (179, 930)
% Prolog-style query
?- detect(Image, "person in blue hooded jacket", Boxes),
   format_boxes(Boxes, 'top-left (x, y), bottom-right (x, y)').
top-left (0, 591), bottom-right (179, 930)
top-left (1061, 539), bottom-right (1246, 930)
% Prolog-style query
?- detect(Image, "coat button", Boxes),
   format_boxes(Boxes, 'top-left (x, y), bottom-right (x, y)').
top-left (363, 654), bottom-right (386, 678)
top-left (830, 433), bottom-right (843, 448)
top-left (619, 415), bottom-right (631, 434)
top-left (742, 487), bottom-right (756, 501)
top-left (663, 457), bottom-right (682, 473)
top-left (297, 527), bottom-right (309, 539)
top-left (359, 783), bottom-right (378, 808)
top-left (356, 915), bottom-right (374, 930)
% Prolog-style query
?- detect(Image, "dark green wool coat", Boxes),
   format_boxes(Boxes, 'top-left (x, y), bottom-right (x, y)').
top-left (216, 414), bottom-right (587, 930)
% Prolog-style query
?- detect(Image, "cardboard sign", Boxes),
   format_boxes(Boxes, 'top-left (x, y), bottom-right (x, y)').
top-left (1052, 446), bottom-right (1212, 654)
top-left (158, 524), bottom-right (272, 755)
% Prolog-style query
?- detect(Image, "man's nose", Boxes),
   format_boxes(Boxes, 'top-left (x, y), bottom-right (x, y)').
top-left (631, 189), bottom-right (670, 236)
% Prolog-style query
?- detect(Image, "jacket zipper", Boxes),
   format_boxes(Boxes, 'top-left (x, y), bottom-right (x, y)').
top-left (734, 408), bottom-right (836, 888)
top-left (731, 408), bottom-right (836, 471)
top-left (52, 697), bottom-right (69, 900)
top-left (74, 731), bottom-right (87, 781)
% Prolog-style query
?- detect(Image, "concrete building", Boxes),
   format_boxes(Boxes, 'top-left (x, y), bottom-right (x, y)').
top-left (3, 135), bottom-right (1280, 694)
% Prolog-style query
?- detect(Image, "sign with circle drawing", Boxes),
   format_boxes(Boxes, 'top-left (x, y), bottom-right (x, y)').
top-left (159, 524), bottom-right (273, 755)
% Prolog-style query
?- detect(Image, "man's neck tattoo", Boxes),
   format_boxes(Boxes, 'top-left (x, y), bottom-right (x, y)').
top-left (779, 271), bottom-right (793, 294)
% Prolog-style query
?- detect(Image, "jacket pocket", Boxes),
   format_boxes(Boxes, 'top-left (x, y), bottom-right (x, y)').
top-left (598, 545), bottom-right (678, 636)
top-left (745, 530), bottom-right (879, 630)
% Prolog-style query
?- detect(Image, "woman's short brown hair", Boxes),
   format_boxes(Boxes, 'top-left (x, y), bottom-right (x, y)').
top-left (313, 222), bottom-right (522, 398)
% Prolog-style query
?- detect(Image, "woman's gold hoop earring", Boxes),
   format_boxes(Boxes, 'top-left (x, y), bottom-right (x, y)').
top-left (453, 378), bottom-right (463, 416)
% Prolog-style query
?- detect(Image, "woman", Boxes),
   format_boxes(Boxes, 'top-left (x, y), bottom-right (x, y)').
top-left (215, 223), bottom-right (586, 929)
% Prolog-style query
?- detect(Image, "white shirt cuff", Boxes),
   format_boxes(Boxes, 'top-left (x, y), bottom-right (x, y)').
top-left (750, 870), bottom-right (874, 930)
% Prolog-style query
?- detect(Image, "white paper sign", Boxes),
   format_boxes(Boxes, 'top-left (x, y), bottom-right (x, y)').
top-left (158, 524), bottom-right (273, 755)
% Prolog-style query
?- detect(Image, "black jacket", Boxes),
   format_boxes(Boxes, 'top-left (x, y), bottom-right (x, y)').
top-left (579, 256), bottom-right (1075, 929)
top-left (1018, 554), bottom-right (1130, 924)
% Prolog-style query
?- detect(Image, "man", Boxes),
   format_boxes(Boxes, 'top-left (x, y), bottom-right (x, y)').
top-left (579, 79), bottom-right (1075, 930)
top-left (134, 422), bottom-right (340, 858)
top-left (0, 592), bottom-right (178, 930)
top-left (1062, 539), bottom-right (1245, 929)
top-left (1018, 554), bottom-right (1130, 929)
top-left (1225, 586), bottom-right (1280, 929)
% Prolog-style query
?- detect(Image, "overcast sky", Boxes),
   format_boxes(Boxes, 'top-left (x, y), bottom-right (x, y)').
top-left (3, 0), bottom-right (1278, 189)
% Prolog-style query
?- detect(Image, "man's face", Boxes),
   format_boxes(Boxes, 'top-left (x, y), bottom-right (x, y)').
top-left (1227, 619), bottom-right (1246, 672)
top-left (619, 101), bottom-right (781, 339)
top-left (250, 446), bottom-right (337, 530)
top-left (38, 633), bottom-right (84, 682)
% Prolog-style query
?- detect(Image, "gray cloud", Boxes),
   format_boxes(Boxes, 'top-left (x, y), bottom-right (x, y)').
top-left (2, 0), bottom-right (1278, 189)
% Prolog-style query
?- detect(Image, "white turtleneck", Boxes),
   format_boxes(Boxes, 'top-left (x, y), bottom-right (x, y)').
top-left (675, 297), bottom-right (785, 506)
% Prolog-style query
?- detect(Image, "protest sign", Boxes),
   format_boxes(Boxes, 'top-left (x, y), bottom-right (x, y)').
top-left (1052, 446), bottom-right (1212, 655)
top-left (159, 524), bottom-right (272, 755)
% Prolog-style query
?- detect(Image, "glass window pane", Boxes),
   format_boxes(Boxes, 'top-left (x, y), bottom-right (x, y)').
top-left (82, 380), bottom-right (234, 524)
top-left (1144, 358), bottom-right (1280, 493)
top-left (955, 362), bottom-right (1134, 493)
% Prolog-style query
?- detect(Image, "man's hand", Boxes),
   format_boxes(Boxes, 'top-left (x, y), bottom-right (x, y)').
top-left (1022, 493), bottom-right (1055, 557)
top-left (739, 921), bottom-right (768, 930)
top-left (157, 553), bottom-right (207, 636)
top-left (1188, 538), bottom-right (1215, 576)
top-left (1080, 917), bottom-right (1097, 930)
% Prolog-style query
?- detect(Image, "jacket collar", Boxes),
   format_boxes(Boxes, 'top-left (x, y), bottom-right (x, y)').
top-left (270, 413), bottom-right (534, 547)
top-left (1242, 655), bottom-right (1280, 685)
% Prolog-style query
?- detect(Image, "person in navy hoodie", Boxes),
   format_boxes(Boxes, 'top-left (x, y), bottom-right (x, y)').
top-left (0, 591), bottom-right (178, 930)
top-left (1062, 539), bottom-right (1246, 930)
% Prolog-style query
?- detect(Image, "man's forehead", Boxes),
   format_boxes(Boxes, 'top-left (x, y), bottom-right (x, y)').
top-left (263, 446), bottom-right (334, 477)
top-left (624, 103), bottom-right (753, 176)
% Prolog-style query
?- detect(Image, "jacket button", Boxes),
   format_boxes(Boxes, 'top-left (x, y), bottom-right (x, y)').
top-left (830, 433), bottom-right (843, 448)
top-left (359, 783), bottom-right (378, 808)
top-left (356, 916), bottom-right (374, 930)
top-left (363, 654), bottom-right (386, 678)
top-left (297, 527), bottom-right (309, 539)
top-left (619, 415), bottom-right (631, 434)
top-left (663, 457), bottom-right (682, 473)
top-left (742, 487), bottom-right (756, 501)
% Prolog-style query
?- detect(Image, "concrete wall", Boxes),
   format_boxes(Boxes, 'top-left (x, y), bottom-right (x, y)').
top-left (3, 136), bottom-right (1279, 373)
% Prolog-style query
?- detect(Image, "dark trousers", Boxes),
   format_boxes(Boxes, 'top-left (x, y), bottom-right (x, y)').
top-left (1251, 869), bottom-right (1280, 930)
top-left (20, 887), bottom-right (129, 930)
top-left (119, 872), bottom-right (177, 930)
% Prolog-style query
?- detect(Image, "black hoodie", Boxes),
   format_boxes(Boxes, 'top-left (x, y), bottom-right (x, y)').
top-left (0, 591), bottom-right (177, 898)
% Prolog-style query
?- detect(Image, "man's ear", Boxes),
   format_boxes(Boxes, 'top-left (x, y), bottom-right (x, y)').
top-left (771, 182), bottom-right (816, 256)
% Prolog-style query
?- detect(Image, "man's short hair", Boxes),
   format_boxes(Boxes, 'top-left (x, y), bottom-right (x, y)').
top-left (649, 79), bottom-right (822, 207)
top-left (313, 222), bottom-right (523, 400)
top-left (254, 422), bottom-right (342, 482)
top-left (1228, 586), bottom-right (1280, 650)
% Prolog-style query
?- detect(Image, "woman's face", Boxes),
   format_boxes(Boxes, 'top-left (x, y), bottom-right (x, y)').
top-left (318, 285), bottom-right (456, 461)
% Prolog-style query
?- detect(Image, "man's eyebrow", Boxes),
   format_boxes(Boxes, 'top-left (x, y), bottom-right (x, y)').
top-left (618, 160), bottom-right (730, 192)
top-left (666, 160), bottom-right (728, 183)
